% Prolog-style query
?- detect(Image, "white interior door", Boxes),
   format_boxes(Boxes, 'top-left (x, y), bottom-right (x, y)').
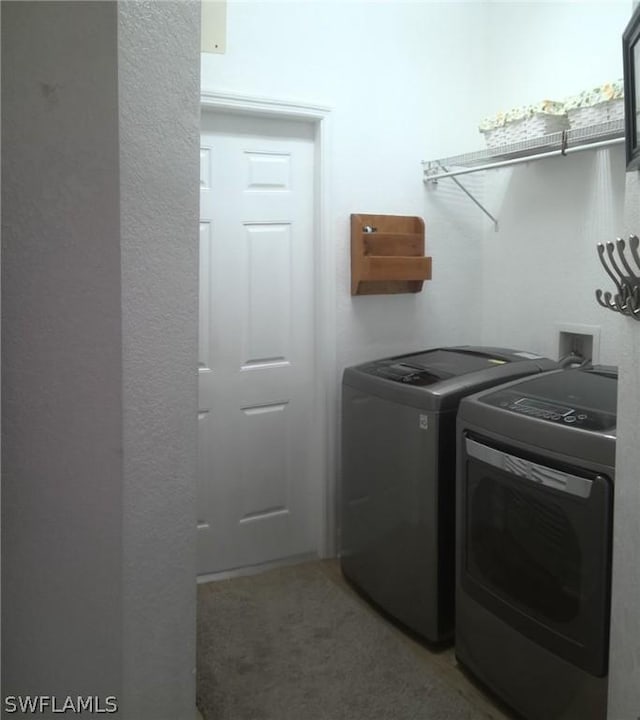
top-left (197, 111), bottom-right (317, 576)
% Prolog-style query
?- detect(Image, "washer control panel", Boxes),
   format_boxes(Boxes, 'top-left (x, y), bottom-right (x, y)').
top-left (482, 390), bottom-right (615, 431)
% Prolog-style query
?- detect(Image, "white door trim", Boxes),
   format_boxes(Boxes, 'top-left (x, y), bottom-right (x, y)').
top-left (200, 90), bottom-right (336, 558)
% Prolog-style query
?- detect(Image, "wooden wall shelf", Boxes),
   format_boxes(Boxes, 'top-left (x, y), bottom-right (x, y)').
top-left (350, 213), bottom-right (432, 295)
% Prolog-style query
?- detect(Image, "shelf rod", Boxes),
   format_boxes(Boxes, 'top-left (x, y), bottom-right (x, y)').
top-left (424, 136), bottom-right (624, 182)
top-left (438, 164), bottom-right (499, 231)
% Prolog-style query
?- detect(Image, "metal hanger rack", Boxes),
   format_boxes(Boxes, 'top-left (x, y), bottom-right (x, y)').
top-left (422, 119), bottom-right (625, 231)
top-left (596, 236), bottom-right (640, 321)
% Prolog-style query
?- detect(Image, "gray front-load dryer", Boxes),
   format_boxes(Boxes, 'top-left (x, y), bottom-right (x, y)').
top-left (456, 366), bottom-right (617, 720)
top-left (339, 345), bottom-right (558, 644)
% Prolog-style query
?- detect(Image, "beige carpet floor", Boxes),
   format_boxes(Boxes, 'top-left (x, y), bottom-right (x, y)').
top-left (197, 560), bottom-right (515, 720)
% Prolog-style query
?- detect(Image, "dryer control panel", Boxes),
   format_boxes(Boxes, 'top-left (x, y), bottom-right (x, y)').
top-left (481, 389), bottom-right (615, 432)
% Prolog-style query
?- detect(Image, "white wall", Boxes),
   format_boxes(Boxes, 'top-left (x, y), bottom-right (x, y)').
top-left (2, 2), bottom-right (123, 701)
top-left (202, 0), bottom-right (493, 373)
top-left (475, 1), bottom-right (631, 363)
top-left (608, 171), bottom-right (640, 720)
top-left (119, 2), bottom-right (200, 717)
top-left (478, 147), bottom-right (626, 362)
top-left (485, 1), bottom-right (629, 110)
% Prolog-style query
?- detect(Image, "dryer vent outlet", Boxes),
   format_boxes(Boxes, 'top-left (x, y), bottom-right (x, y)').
top-left (556, 324), bottom-right (600, 366)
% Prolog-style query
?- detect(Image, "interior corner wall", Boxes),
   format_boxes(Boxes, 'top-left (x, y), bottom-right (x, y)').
top-left (1, 0), bottom-right (123, 704)
top-left (118, 1), bottom-right (200, 718)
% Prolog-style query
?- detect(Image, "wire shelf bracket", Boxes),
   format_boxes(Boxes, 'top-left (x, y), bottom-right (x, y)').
top-left (434, 163), bottom-right (499, 231)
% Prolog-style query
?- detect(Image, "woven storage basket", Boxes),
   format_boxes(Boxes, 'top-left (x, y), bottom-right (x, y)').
top-left (480, 112), bottom-right (568, 149)
top-left (479, 100), bottom-right (568, 150)
top-left (564, 81), bottom-right (624, 130)
top-left (567, 98), bottom-right (624, 130)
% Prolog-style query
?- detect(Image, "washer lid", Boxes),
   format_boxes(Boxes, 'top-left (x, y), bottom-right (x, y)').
top-left (356, 346), bottom-right (549, 389)
top-left (397, 347), bottom-right (515, 378)
top-left (345, 346), bottom-right (557, 411)
top-left (362, 349), bottom-right (513, 387)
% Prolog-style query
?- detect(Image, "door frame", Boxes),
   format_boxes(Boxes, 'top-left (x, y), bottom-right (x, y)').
top-left (200, 90), bottom-right (336, 558)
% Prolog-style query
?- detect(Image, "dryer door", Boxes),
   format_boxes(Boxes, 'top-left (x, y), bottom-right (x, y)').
top-left (460, 434), bottom-right (613, 677)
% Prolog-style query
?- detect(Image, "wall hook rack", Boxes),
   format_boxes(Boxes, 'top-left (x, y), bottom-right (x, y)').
top-left (595, 236), bottom-right (640, 320)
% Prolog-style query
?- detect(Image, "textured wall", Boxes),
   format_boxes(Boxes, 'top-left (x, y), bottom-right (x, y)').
top-left (2, 2), bottom-right (200, 717)
top-left (608, 169), bottom-right (640, 720)
top-left (118, 2), bottom-right (200, 717)
top-left (1, 0), bottom-right (123, 703)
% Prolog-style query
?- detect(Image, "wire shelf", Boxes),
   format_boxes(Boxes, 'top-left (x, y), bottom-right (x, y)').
top-left (423, 118), bottom-right (624, 181)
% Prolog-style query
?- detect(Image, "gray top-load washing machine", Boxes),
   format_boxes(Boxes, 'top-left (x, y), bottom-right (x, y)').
top-left (339, 345), bottom-right (558, 644)
top-left (456, 366), bottom-right (617, 720)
